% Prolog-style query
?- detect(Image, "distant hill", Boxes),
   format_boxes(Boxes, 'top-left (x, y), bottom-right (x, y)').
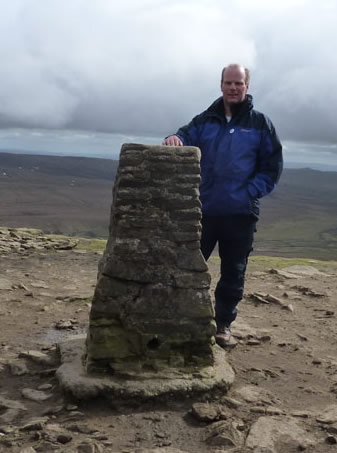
top-left (1, 152), bottom-right (336, 259)
top-left (0, 152), bottom-right (118, 180)
top-left (258, 168), bottom-right (337, 259)
top-left (0, 152), bottom-right (118, 238)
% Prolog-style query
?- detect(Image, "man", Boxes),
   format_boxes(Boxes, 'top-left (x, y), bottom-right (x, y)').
top-left (163, 64), bottom-right (283, 347)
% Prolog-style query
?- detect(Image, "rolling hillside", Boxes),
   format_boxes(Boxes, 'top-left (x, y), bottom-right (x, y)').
top-left (1, 152), bottom-right (336, 259)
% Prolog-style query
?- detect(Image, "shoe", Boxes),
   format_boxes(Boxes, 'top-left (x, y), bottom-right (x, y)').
top-left (215, 325), bottom-right (231, 348)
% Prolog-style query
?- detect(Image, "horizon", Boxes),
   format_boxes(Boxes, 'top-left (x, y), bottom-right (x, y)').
top-left (1, 128), bottom-right (337, 173)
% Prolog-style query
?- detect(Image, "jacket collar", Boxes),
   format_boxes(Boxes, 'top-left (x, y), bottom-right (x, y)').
top-left (206, 94), bottom-right (253, 119)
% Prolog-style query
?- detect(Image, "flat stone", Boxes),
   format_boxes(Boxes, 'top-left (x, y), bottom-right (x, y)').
top-left (0, 278), bottom-right (12, 290)
top-left (20, 417), bottom-right (49, 431)
top-left (234, 385), bottom-right (272, 404)
top-left (56, 335), bottom-right (235, 401)
top-left (42, 405), bottom-right (64, 416)
top-left (247, 339), bottom-right (261, 346)
top-left (30, 281), bottom-right (49, 289)
top-left (282, 265), bottom-right (330, 276)
top-left (37, 384), bottom-right (53, 391)
top-left (291, 410), bottom-right (313, 418)
top-left (221, 396), bottom-right (243, 409)
top-left (245, 416), bottom-right (317, 451)
top-left (250, 406), bottom-right (266, 414)
top-left (21, 388), bottom-right (52, 402)
top-left (19, 350), bottom-right (56, 366)
top-left (316, 405), bottom-right (337, 424)
top-left (205, 420), bottom-right (244, 447)
top-left (0, 395), bottom-right (27, 423)
top-left (268, 269), bottom-right (297, 279)
top-left (265, 406), bottom-right (285, 415)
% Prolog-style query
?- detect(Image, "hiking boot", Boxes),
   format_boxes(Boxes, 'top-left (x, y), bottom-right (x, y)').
top-left (215, 325), bottom-right (231, 348)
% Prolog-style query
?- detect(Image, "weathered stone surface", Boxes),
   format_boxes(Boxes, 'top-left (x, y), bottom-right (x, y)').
top-left (20, 417), bottom-right (49, 431)
top-left (9, 359), bottom-right (30, 376)
top-left (205, 420), bottom-right (244, 447)
top-left (56, 335), bottom-right (235, 400)
top-left (0, 395), bottom-right (27, 423)
top-left (316, 405), bottom-right (337, 424)
top-left (191, 403), bottom-right (220, 422)
top-left (0, 278), bottom-right (12, 290)
top-left (234, 385), bottom-right (273, 404)
top-left (19, 350), bottom-right (56, 367)
top-left (245, 416), bottom-right (317, 451)
top-left (0, 227), bottom-right (78, 255)
top-left (21, 388), bottom-right (52, 402)
top-left (86, 144), bottom-right (216, 377)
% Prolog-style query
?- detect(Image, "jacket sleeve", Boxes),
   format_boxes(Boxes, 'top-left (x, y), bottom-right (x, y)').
top-left (175, 114), bottom-right (204, 146)
top-left (247, 116), bottom-right (283, 199)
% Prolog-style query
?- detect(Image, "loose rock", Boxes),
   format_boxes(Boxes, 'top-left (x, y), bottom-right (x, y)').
top-left (20, 417), bottom-right (49, 431)
top-left (316, 406), bottom-right (337, 424)
top-left (205, 420), bottom-right (244, 447)
top-left (245, 416), bottom-right (316, 451)
top-left (191, 403), bottom-right (220, 422)
top-left (21, 388), bottom-right (52, 402)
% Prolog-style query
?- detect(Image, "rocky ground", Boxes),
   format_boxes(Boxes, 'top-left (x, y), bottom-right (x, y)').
top-left (0, 228), bottom-right (337, 453)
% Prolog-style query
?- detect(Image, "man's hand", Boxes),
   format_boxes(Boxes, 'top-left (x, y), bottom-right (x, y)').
top-left (162, 135), bottom-right (183, 146)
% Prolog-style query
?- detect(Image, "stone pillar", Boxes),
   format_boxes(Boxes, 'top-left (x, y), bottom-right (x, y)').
top-left (86, 144), bottom-right (216, 378)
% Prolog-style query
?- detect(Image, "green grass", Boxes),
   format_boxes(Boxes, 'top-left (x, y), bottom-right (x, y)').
top-left (32, 232), bottom-right (107, 253)
top-left (248, 255), bottom-right (337, 272)
top-left (208, 255), bottom-right (337, 273)
top-left (76, 238), bottom-right (107, 252)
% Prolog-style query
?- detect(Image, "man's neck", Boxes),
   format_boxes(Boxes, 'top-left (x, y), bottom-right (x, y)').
top-left (223, 102), bottom-right (232, 116)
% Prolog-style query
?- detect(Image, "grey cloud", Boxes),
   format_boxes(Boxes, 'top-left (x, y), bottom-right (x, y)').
top-left (0, 0), bottom-right (336, 142)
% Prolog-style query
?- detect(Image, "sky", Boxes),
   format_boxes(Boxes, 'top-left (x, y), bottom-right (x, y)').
top-left (1, 0), bottom-right (337, 145)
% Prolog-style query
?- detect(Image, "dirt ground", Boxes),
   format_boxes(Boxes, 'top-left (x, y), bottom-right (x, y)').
top-left (1, 236), bottom-right (337, 453)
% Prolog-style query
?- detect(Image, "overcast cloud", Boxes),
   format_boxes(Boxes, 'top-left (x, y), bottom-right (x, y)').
top-left (0, 0), bottom-right (336, 142)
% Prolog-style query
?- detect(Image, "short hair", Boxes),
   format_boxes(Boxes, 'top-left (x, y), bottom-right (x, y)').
top-left (221, 64), bottom-right (250, 85)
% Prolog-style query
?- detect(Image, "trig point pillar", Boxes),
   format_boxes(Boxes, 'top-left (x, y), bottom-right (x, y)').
top-left (56, 144), bottom-right (234, 401)
top-left (86, 143), bottom-right (216, 377)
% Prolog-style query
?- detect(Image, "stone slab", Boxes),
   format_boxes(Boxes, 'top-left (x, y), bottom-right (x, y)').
top-left (56, 335), bottom-right (235, 401)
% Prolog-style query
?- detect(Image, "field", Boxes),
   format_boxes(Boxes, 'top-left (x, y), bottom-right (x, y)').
top-left (1, 152), bottom-right (336, 259)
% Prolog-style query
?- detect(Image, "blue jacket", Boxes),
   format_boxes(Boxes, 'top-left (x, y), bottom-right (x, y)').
top-left (176, 95), bottom-right (283, 218)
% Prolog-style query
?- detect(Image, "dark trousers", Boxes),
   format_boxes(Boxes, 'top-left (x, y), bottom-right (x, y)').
top-left (200, 215), bottom-right (256, 328)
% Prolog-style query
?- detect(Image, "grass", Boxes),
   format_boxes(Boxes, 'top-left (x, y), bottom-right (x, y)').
top-left (76, 238), bottom-right (107, 252)
top-left (248, 255), bottom-right (337, 272)
top-left (11, 230), bottom-right (108, 253)
top-left (46, 234), bottom-right (107, 252)
top-left (208, 255), bottom-right (337, 273)
top-left (4, 227), bottom-right (337, 271)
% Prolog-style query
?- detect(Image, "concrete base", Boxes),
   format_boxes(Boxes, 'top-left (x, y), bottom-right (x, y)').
top-left (56, 335), bottom-right (235, 401)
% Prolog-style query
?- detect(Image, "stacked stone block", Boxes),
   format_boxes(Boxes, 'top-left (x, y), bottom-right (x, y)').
top-left (86, 144), bottom-right (216, 377)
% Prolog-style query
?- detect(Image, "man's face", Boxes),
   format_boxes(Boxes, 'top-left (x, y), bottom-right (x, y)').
top-left (221, 66), bottom-right (249, 106)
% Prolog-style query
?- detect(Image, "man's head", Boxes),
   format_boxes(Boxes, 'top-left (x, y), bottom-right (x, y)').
top-left (221, 64), bottom-right (249, 108)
